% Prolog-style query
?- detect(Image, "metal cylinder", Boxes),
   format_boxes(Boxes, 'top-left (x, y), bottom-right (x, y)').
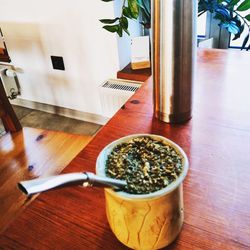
top-left (18, 172), bottom-right (126, 196)
top-left (152, 0), bottom-right (197, 123)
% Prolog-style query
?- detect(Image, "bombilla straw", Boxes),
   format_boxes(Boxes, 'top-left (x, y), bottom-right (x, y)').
top-left (18, 172), bottom-right (126, 196)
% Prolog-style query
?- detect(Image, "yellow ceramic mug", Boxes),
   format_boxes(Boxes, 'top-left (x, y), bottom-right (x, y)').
top-left (96, 134), bottom-right (189, 250)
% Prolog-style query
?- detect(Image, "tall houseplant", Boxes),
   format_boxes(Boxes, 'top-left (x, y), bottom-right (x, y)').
top-left (100, 0), bottom-right (250, 50)
top-left (100, 0), bottom-right (150, 36)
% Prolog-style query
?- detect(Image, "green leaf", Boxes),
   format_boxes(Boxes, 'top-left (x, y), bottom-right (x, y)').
top-left (232, 24), bottom-right (244, 40)
top-left (128, 0), bottom-right (139, 19)
top-left (141, 0), bottom-right (151, 15)
top-left (123, 7), bottom-right (133, 19)
top-left (237, 0), bottom-right (250, 11)
top-left (137, 0), bottom-right (151, 25)
top-left (241, 34), bottom-right (249, 50)
top-left (102, 25), bottom-right (119, 33)
top-left (99, 18), bottom-right (119, 24)
top-left (214, 13), bottom-right (227, 22)
top-left (227, 21), bottom-right (240, 34)
top-left (120, 17), bottom-right (128, 30)
top-left (230, 0), bottom-right (241, 6)
top-left (119, 17), bottom-right (130, 36)
top-left (139, 7), bottom-right (150, 24)
top-left (117, 26), bottom-right (123, 37)
top-left (137, 0), bottom-right (150, 18)
top-left (232, 15), bottom-right (242, 27)
top-left (123, 28), bottom-right (130, 36)
top-left (215, 7), bottom-right (231, 21)
top-left (245, 14), bottom-right (250, 21)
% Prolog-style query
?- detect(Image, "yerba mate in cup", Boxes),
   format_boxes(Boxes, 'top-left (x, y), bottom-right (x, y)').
top-left (96, 134), bottom-right (189, 250)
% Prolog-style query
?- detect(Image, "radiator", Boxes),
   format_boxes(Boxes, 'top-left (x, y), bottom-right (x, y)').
top-left (99, 78), bottom-right (142, 118)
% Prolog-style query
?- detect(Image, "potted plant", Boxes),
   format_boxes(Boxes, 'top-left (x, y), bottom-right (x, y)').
top-left (99, 0), bottom-right (250, 50)
top-left (99, 0), bottom-right (150, 36)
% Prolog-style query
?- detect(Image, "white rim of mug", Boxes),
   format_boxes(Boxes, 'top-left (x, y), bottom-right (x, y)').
top-left (96, 134), bottom-right (189, 201)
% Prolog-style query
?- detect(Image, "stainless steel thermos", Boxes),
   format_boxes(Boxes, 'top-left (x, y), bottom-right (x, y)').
top-left (152, 0), bottom-right (197, 123)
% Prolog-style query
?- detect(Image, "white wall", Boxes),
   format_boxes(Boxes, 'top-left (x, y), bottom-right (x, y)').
top-left (0, 0), bottom-right (136, 119)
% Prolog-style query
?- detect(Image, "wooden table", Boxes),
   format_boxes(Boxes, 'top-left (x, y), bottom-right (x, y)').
top-left (1, 49), bottom-right (250, 249)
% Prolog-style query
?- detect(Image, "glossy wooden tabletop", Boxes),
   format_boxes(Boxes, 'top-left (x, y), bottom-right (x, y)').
top-left (1, 49), bottom-right (250, 249)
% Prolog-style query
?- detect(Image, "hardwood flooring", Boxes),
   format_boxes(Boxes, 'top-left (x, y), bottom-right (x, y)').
top-left (0, 127), bottom-right (92, 232)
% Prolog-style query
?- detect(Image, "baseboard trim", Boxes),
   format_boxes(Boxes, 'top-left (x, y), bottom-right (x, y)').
top-left (11, 98), bottom-right (109, 125)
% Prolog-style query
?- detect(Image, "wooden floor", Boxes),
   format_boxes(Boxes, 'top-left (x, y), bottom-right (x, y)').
top-left (0, 127), bottom-right (92, 232)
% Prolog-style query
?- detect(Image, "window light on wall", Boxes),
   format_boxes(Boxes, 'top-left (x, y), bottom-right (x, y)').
top-left (197, 13), bottom-right (207, 38)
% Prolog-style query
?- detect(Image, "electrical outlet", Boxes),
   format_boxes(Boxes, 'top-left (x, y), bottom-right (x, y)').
top-left (51, 56), bottom-right (65, 70)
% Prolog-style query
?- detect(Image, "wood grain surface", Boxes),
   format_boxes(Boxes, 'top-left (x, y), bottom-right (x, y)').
top-left (117, 63), bottom-right (151, 82)
top-left (0, 127), bottom-right (92, 233)
top-left (0, 49), bottom-right (250, 249)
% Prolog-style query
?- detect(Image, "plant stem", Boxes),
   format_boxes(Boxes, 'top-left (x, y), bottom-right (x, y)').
top-left (233, 10), bottom-right (250, 29)
top-left (121, 0), bottom-right (126, 17)
top-left (198, 10), bottom-right (207, 17)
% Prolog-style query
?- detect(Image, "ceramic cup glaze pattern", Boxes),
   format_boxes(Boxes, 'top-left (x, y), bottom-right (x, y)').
top-left (96, 134), bottom-right (189, 250)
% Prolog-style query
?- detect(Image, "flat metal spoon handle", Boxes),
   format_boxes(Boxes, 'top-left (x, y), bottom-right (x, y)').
top-left (18, 172), bottom-right (126, 196)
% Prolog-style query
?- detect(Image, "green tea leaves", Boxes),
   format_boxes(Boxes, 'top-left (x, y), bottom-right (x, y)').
top-left (106, 136), bottom-right (183, 194)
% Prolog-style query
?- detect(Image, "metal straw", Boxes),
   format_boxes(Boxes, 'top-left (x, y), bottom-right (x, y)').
top-left (18, 172), bottom-right (127, 196)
